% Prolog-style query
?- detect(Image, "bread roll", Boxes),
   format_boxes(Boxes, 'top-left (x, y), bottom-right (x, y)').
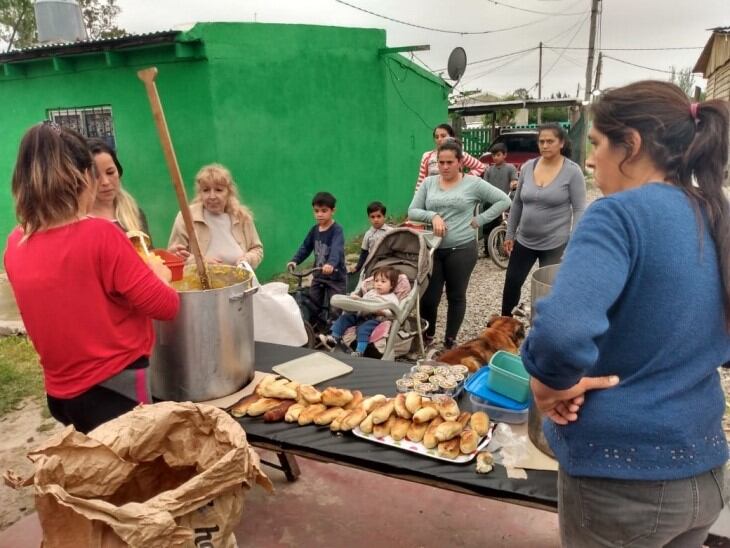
top-left (404, 392), bottom-right (422, 415)
top-left (476, 451), bottom-right (494, 474)
top-left (230, 393), bottom-right (260, 417)
top-left (437, 438), bottom-right (460, 459)
top-left (298, 403), bottom-right (327, 425)
top-left (330, 412), bottom-right (345, 432)
top-left (371, 399), bottom-right (395, 425)
top-left (470, 411), bottom-right (490, 437)
top-left (261, 378), bottom-right (299, 400)
top-left (285, 402), bottom-right (307, 423)
top-left (263, 399), bottom-right (296, 422)
top-left (422, 416), bottom-right (445, 449)
top-left (390, 417), bottom-right (411, 441)
top-left (345, 390), bottom-right (364, 410)
top-left (394, 393), bottom-right (412, 419)
top-left (321, 387), bottom-right (354, 407)
top-left (373, 415), bottom-right (397, 438)
top-left (247, 398), bottom-right (283, 417)
top-left (459, 429), bottom-right (479, 454)
top-left (412, 406), bottom-right (439, 424)
top-left (362, 394), bottom-right (387, 413)
top-left (314, 406), bottom-right (347, 426)
top-left (340, 407), bottom-right (368, 431)
top-left (435, 396), bottom-right (460, 421)
top-left (255, 375), bottom-right (278, 396)
top-left (359, 411), bottom-right (375, 434)
top-left (434, 420), bottom-right (464, 442)
top-left (456, 411), bottom-right (471, 429)
top-left (406, 420), bottom-right (430, 443)
top-left (297, 384), bottom-right (322, 404)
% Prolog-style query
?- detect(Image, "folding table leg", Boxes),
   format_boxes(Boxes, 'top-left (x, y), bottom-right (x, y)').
top-left (260, 451), bottom-right (301, 482)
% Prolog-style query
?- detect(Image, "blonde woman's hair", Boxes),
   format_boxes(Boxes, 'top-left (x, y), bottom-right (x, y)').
top-left (192, 163), bottom-right (253, 221)
top-left (115, 188), bottom-right (144, 232)
top-left (12, 122), bottom-right (94, 237)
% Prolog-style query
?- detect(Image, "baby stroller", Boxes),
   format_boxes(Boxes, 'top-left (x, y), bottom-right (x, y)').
top-left (330, 227), bottom-right (439, 360)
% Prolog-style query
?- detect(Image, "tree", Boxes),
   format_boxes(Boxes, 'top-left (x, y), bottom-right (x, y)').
top-left (0, 0), bottom-right (125, 51)
top-left (670, 66), bottom-right (695, 97)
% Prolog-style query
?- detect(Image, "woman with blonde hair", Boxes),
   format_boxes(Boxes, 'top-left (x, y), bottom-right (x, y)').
top-left (4, 122), bottom-right (178, 433)
top-left (168, 163), bottom-right (264, 268)
top-left (87, 139), bottom-right (149, 235)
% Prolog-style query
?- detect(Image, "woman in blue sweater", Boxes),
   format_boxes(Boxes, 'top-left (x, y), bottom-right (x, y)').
top-left (523, 81), bottom-right (730, 546)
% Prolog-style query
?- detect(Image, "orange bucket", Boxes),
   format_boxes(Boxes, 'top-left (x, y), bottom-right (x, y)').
top-left (153, 249), bottom-right (185, 282)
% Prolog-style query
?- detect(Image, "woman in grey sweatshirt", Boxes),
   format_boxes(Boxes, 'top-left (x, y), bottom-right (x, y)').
top-left (409, 139), bottom-right (511, 348)
top-left (502, 123), bottom-right (586, 316)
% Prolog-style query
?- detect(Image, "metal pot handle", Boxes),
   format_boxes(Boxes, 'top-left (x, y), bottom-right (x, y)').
top-left (229, 286), bottom-right (259, 302)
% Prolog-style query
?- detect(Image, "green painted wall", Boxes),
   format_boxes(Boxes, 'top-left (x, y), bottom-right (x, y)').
top-left (0, 22), bottom-right (447, 280)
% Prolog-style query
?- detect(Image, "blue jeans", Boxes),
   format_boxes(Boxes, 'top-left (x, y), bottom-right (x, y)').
top-left (331, 313), bottom-right (381, 352)
top-left (558, 466), bottom-right (726, 547)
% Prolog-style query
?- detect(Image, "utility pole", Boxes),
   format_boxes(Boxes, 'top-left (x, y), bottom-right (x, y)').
top-left (537, 41), bottom-right (543, 124)
top-left (584, 0), bottom-right (600, 102)
top-left (593, 51), bottom-right (603, 96)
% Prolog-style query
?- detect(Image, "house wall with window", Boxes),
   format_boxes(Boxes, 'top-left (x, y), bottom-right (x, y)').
top-left (0, 22), bottom-right (447, 280)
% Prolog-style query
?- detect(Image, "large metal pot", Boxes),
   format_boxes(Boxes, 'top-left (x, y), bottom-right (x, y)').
top-left (528, 264), bottom-right (561, 458)
top-left (151, 266), bottom-right (256, 402)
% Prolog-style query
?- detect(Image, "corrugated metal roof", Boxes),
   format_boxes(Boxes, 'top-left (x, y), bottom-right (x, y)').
top-left (0, 30), bottom-right (181, 63)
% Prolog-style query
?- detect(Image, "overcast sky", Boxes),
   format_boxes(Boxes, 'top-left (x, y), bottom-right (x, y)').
top-left (116, 0), bottom-right (727, 98)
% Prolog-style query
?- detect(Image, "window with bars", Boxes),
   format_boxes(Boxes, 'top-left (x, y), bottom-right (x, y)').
top-left (47, 105), bottom-right (116, 148)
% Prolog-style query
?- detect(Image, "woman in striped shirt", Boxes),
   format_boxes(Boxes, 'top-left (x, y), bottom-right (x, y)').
top-left (414, 123), bottom-right (484, 192)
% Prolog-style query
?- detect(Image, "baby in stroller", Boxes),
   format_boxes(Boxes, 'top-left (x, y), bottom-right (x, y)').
top-left (320, 266), bottom-right (400, 356)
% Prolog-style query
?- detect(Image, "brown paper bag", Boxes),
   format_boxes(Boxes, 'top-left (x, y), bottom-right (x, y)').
top-left (4, 401), bottom-right (273, 548)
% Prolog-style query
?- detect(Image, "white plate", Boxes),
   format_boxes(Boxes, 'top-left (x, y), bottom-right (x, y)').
top-left (351, 424), bottom-right (493, 463)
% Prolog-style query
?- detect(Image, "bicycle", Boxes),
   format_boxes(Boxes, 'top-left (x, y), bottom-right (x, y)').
top-left (287, 265), bottom-right (339, 349)
top-left (487, 212), bottom-right (510, 269)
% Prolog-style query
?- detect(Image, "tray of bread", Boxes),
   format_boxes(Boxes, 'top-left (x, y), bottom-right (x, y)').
top-left (229, 376), bottom-right (492, 463)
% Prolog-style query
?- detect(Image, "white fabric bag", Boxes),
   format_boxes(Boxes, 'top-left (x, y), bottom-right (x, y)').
top-left (238, 261), bottom-right (308, 346)
top-left (252, 282), bottom-right (308, 346)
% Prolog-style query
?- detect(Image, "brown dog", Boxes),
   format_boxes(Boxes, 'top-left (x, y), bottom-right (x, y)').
top-left (438, 315), bottom-right (526, 373)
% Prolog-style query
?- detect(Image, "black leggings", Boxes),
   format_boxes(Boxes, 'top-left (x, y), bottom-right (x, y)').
top-left (501, 240), bottom-right (565, 316)
top-left (47, 384), bottom-right (138, 434)
top-left (420, 242), bottom-right (478, 341)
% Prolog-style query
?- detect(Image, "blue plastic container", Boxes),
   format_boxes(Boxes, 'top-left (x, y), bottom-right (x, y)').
top-left (486, 351), bottom-right (530, 403)
top-left (464, 366), bottom-right (529, 424)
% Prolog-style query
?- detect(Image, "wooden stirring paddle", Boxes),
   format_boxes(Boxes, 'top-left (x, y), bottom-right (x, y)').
top-left (137, 66), bottom-right (210, 290)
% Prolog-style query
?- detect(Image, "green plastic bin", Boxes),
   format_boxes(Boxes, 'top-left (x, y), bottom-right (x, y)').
top-left (486, 351), bottom-right (530, 403)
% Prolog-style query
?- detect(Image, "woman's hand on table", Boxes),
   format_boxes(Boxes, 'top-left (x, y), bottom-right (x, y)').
top-left (169, 244), bottom-right (190, 259)
top-left (431, 215), bottom-right (447, 237)
top-left (531, 375), bottom-right (619, 426)
top-left (503, 239), bottom-right (514, 255)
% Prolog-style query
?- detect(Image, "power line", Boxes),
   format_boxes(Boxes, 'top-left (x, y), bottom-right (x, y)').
top-left (461, 48), bottom-right (537, 86)
top-left (334, 0), bottom-right (583, 35)
top-left (542, 14), bottom-right (589, 80)
top-left (603, 54), bottom-right (675, 74)
top-left (543, 45), bottom-right (703, 51)
top-left (542, 12), bottom-right (590, 44)
top-left (484, 0), bottom-right (584, 16)
top-left (434, 46), bottom-right (538, 72)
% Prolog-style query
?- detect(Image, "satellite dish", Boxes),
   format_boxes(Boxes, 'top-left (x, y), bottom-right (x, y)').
top-left (447, 47), bottom-right (467, 82)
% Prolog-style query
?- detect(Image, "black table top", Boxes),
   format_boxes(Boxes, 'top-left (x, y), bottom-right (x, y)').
top-left (237, 342), bottom-right (557, 510)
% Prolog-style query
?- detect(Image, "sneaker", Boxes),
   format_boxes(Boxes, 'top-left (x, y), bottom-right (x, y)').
top-left (423, 335), bottom-right (435, 348)
top-left (318, 334), bottom-right (337, 350)
top-left (351, 351), bottom-right (362, 358)
top-left (444, 337), bottom-right (456, 350)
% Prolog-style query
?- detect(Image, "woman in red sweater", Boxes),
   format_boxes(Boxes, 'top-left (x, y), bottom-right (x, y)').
top-left (3, 122), bottom-right (180, 433)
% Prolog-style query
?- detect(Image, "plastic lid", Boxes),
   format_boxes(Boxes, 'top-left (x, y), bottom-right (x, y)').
top-left (464, 366), bottom-right (530, 410)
